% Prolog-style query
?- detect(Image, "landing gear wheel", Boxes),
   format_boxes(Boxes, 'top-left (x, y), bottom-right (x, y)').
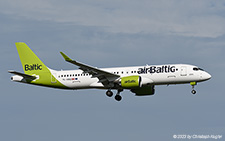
top-left (190, 82), bottom-right (197, 95)
top-left (115, 95), bottom-right (122, 101)
top-left (106, 90), bottom-right (113, 97)
top-left (191, 90), bottom-right (196, 94)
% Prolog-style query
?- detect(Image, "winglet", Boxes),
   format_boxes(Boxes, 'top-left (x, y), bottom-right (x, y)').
top-left (60, 52), bottom-right (73, 62)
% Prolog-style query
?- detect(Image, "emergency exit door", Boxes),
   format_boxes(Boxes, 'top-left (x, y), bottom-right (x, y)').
top-left (180, 66), bottom-right (187, 76)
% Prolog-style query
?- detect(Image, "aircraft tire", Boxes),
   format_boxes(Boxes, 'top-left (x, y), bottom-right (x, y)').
top-left (115, 95), bottom-right (122, 101)
top-left (106, 90), bottom-right (113, 97)
top-left (191, 90), bottom-right (196, 94)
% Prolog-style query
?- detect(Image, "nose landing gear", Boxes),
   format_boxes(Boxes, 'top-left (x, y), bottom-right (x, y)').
top-left (191, 89), bottom-right (196, 94)
top-left (190, 82), bottom-right (197, 94)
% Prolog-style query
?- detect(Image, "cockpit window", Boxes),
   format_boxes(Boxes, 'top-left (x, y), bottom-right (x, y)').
top-left (193, 67), bottom-right (198, 71)
top-left (193, 67), bottom-right (204, 71)
top-left (198, 68), bottom-right (204, 71)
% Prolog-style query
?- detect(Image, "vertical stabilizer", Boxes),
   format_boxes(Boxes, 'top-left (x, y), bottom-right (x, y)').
top-left (14, 42), bottom-right (66, 89)
top-left (15, 42), bottom-right (48, 75)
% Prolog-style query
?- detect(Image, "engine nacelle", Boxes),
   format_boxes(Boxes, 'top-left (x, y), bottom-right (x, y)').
top-left (120, 75), bottom-right (154, 88)
top-left (121, 75), bottom-right (140, 88)
top-left (11, 75), bottom-right (24, 82)
top-left (131, 86), bottom-right (155, 96)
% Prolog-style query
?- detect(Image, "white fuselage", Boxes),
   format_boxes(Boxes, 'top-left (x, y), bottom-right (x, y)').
top-left (10, 42), bottom-right (212, 101)
top-left (51, 64), bottom-right (211, 89)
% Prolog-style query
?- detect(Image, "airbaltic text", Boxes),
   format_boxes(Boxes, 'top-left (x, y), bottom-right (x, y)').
top-left (138, 65), bottom-right (177, 74)
top-left (25, 64), bottom-right (42, 71)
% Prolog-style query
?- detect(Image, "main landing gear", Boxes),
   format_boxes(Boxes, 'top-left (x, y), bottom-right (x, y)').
top-left (115, 89), bottom-right (123, 101)
top-left (190, 82), bottom-right (197, 94)
top-left (106, 89), bottom-right (123, 101)
top-left (106, 90), bottom-right (113, 97)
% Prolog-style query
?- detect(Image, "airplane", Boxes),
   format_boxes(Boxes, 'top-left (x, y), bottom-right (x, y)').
top-left (9, 42), bottom-right (211, 101)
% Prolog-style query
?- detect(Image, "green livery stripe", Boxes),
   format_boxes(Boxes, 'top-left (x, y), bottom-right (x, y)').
top-left (15, 42), bottom-right (67, 89)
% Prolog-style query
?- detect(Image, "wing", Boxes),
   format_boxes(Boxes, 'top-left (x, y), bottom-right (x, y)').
top-left (60, 52), bottom-right (120, 86)
top-left (8, 70), bottom-right (37, 79)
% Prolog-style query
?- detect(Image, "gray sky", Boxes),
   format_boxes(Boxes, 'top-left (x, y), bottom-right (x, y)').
top-left (0, 0), bottom-right (224, 140)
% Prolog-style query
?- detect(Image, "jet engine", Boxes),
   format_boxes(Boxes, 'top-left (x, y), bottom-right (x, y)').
top-left (120, 75), bottom-right (155, 96)
top-left (131, 85), bottom-right (155, 96)
top-left (120, 75), bottom-right (153, 88)
top-left (11, 75), bottom-right (24, 82)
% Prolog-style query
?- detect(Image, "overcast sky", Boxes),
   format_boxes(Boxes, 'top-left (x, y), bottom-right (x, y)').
top-left (0, 0), bottom-right (224, 140)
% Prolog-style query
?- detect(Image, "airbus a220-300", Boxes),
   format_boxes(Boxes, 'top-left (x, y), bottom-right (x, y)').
top-left (9, 43), bottom-right (211, 101)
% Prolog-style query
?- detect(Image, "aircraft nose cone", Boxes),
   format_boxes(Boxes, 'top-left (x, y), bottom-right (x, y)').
top-left (203, 72), bottom-right (211, 80)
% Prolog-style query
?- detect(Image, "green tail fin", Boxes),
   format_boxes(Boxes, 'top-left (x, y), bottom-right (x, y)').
top-left (15, 42), bottom-right (48, 75)
top-left (14, 42), bottom-right (66, 89)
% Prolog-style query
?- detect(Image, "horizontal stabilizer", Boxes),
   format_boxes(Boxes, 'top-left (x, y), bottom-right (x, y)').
top-left (8, 70), bottom-right (36, 79)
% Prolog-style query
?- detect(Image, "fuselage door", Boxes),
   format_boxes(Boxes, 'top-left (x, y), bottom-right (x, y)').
top-left (180, 66), bottom-right (187, 76)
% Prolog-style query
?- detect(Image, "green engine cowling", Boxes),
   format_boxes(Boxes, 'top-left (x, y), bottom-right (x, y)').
top-left (121, 76), bottom-right (141, 88)
top-left (120, 75), bottom-right (154, 88)
top-left (120, 75), bottom-right (155, 96)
